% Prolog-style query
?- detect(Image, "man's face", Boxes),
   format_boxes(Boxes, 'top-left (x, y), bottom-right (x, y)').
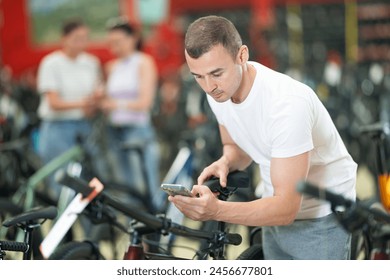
top-left (63, 26), bottom-right (89, 54)
top-left (185, 44), bottom-right (242, 103)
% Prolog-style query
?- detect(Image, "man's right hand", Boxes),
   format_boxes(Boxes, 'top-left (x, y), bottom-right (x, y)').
top-left (197, 156), bottom-right (230, 188)
top-left (82, 96), bottom-right (99, 117)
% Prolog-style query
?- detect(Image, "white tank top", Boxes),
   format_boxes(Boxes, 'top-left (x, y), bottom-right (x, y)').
top-left (106, 52), bottom-right (149, 126)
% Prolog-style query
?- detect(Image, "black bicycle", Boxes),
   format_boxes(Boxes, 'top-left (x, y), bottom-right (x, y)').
top-left (48, 171), bottom-right (263, 260)
top-left (0, 206), bottom-right (57, 260)
top-left (297, 181), bottom-right (390, 260)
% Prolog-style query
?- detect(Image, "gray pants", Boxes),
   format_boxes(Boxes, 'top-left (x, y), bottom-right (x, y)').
top-left (262, 213), bottom-right (351, 260)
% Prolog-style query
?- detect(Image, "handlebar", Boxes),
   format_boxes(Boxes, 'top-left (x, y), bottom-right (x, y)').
top-left (0, 240), bottom-right (29, 253)
top-left (56, 172), bottom-right (242, 246)
top-left (296, 181), bottom-right (390, 224)
top-left (203, 170), bottom-right (250, 201)
top-left (296, 181), bottom-right (354, 208)
top-left (55, 170), bottom-right (94, 198)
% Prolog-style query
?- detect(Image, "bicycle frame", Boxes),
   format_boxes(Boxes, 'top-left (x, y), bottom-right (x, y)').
top-left (122, 216), bottom-right (235, 260)
top-left (50, 173), bottom-right (245, 260)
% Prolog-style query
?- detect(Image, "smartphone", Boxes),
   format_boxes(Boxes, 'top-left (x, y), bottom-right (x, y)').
top-left (161, 183), bottom-right (193, 197)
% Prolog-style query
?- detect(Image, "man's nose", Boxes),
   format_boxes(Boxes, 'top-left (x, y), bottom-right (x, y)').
top-left (204, 76), bottom-right (217, 93)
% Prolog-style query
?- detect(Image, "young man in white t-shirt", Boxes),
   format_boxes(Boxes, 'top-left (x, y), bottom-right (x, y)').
top-left (37, 19), bottom-right (102, 198)
top-left (169, 15), bottom-right (357, 259)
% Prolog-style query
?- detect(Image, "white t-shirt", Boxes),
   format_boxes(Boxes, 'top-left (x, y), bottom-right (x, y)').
top-left (37, 51), bottom-right (100, 121)
top-left (207, 61), bottom-right (357, 220)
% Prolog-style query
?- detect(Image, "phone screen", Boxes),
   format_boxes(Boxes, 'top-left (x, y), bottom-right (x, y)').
top-left (161, 184), bottom-right (192, 197)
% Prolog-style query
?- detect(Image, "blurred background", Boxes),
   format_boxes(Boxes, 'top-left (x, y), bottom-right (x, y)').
top-left (1, 0), bottom-right (390, 258)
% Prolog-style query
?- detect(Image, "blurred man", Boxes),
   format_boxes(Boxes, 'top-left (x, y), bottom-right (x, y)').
top-left (169, 16), bottom-right (357, 260)
top-left (37, 19), bottom-right (102, 198)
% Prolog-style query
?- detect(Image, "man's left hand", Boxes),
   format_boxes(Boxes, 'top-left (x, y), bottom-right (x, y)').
top-left (168, 185), bottom-right (220, 221)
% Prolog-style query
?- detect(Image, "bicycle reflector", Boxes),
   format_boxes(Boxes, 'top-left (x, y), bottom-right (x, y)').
top-left (378, 174), bottom-right (390, 212)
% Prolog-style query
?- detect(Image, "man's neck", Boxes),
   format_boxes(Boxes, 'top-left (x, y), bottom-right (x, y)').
top-left (231, 63), bottom-right (256, 104)
top-left (62, 48), bottom-right (80, 60)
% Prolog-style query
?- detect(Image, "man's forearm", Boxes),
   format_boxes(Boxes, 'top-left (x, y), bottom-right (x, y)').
top-left (215, 195), bottom-right (299, 227)
top-left (222, 143), bottom-right (252, 171)
top-left (46, 91), bottom-right (90, 111)
top-left (49, 100), bottom-right (88, 111)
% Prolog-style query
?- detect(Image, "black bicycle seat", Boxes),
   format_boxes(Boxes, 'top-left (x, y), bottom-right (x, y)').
top-left (203, 170), bottom-right (250, 201)
top-left (3, 206), bottom-right (57, 228)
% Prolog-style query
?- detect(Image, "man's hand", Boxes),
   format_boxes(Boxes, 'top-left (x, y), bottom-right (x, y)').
top-left (168, 185), bottom-right (220, 221)
top-left (82, 95), bottom-right (99, 117)
top-left (99, 97), bottom-right (118, 114)
top-left (197, 157), bottom-right (230, 188)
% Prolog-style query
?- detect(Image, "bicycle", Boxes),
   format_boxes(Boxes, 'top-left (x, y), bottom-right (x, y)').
top-left (297, 181), bottom-right (390, 260)
top-left (0, 206), bottom-right (57, 260)
top-left (47, 171), bottom-right (263, 260)
top-left (0, 143), bottom-right (84, 249)
top-left (0, 139), bottom-right (87, 259)
top-left (347, 121), bottom-right (390, 259)
top-left (359, 122), bottom-right (390, 212)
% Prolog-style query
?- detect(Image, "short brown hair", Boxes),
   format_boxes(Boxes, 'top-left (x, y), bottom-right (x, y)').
top-left (62, 19), bottom-right (85, 36)
top-left (185, 15), bottom-right (242, 59)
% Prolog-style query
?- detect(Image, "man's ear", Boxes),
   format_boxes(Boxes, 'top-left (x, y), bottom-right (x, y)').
top-left (236, 45), bottom-right (249, 64)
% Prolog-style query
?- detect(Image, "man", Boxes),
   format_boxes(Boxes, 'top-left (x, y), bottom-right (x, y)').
top-left (169, 15), bottom-right (357, 260)
top-left (37, 19), bottom-right (102, 198)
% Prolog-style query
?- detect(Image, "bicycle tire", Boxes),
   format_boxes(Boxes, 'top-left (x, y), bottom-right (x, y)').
top-left (236, 244), bottom-right (264, 260)
top-left (49, 241), bottom-right (101, 260)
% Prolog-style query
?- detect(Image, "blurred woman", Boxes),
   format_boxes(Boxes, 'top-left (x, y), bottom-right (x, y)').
top-left (101, 21), bottom-right (162, 212)
top-left (37, 19), bottom-right (102, 198)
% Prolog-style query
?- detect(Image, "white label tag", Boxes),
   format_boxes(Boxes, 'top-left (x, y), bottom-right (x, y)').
top-left (40, 178), bottom-right (104, 259)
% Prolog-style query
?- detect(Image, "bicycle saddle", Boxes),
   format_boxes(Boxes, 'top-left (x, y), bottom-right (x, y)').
top-left (3, 206), bottom-right (57, 228)
top-left (203, 170), bottom-right (250, 201)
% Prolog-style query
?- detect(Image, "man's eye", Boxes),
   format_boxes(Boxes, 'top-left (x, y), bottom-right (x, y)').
top-left (213, 73), bottom-right (222, 78)
top-left (194, 75), bottom-right (202, 79)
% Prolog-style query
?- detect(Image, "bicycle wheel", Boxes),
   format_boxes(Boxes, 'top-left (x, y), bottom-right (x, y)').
top-left (236, 244), bottom-right (264, 260)
top-left (49, 241), bottom-right (101, 260)
top-left (350, 231), bottom-right (370, 260)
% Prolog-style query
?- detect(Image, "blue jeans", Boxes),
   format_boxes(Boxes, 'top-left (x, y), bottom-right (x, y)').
top-left (262, 213), bottom-right (351, 260)
top-left (107, 125), bottom-right (163, 212)
top-left (38, 120), bottom-right (93, 199)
